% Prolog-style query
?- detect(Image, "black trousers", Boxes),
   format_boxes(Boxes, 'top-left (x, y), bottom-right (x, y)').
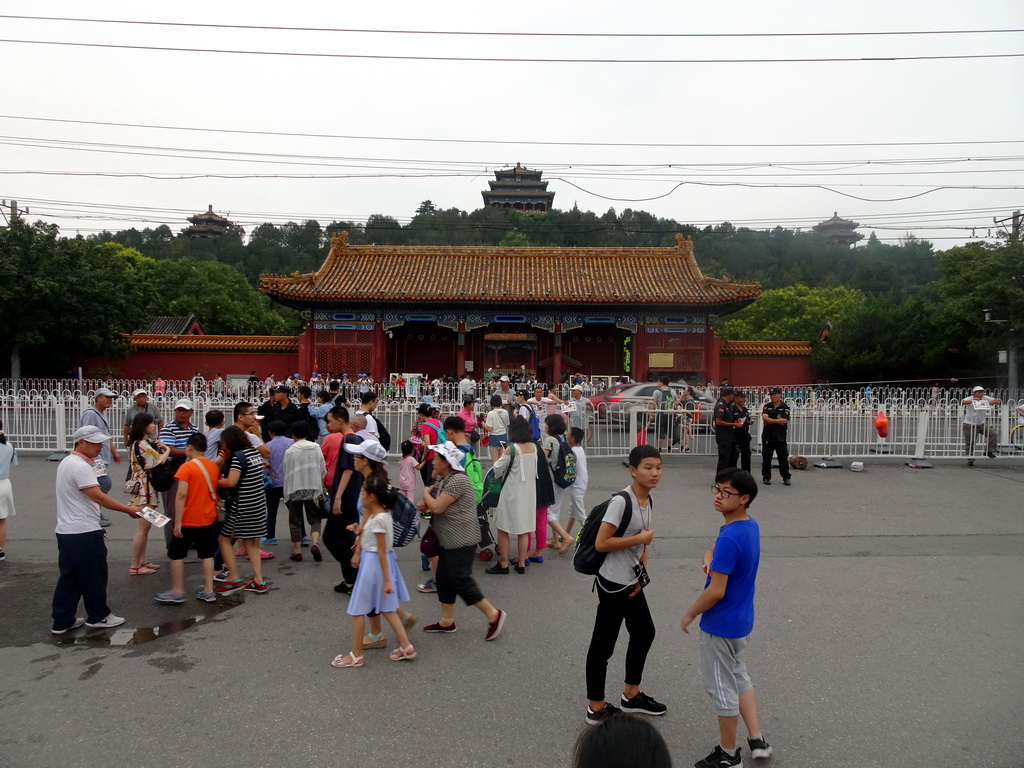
top-left (265, 486), bottom-right (284, 539)
top-left (436, 544), bottom-right (485, 607)
top-left (52, 530), bottom-right (111, 629)
top-left (585, 576), bottom-right (656, 702)
top-left (321, 508), bottom-right (358, 584)
top-left (762, 439), bottom-right (791, 480)
top-left (737, 436), bottom-right (752, 472)
top-left (716, 439), bottom-right (738, 472)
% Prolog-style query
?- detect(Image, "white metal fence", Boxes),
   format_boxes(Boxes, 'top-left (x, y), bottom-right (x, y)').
top-left (1, 379), bottom-right (1020, 460)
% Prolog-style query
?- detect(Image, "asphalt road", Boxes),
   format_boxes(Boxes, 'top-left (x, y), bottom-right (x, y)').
top-left (1, 452), bottom-right (1022, 768)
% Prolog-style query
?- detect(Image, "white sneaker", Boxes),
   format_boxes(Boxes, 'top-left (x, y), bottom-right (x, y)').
top-left (51, 617), bottom-right (86, 635)
top-left (85, 613), bottom-right (126, 629)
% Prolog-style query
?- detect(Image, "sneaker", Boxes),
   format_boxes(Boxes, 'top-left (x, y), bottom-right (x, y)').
top-left (154, 591), bottom-right (186, 605)
top-left (311, 544), bottom-right (322, 562)
top-left (99, 514), bottom-right (112, 528)
top-left (213, 569), bottom-right (230, 582)
top-left (585, 702), bottom-right (621, 726)
top-left (762, 477), bottom-right (771, 485)
top-left (782, 478), bottom-right (792, 486)
top-left (620, 690), bottom-right (667, 716)
top-left (694, 745), bottom-right (742, 768)
top-left (334, 582), bottom-right (353, 594)
top-left (747, 737), bottom-right (772, 760)
top-left (422, 621), bottom-right (457, 633)
top-left (214, 579), bottom-right (247, 595)
top-left (0, 550), bottom-right (6, 561)
top-left (51, 617), bottom-right (86, 635)
top-left (485, 609), bottom-right (507, 641)
top-left (485, 563), bottom-right (509, 575)
top-left (260, 537), bottom-right (277, 545)
top-left (987, 451), bottom-right (997, 459)
top-left (244, 579), bottom-right (269, 594)
top-left (420, 553), bottom-right (431, 571)
top-left (417, 579), bottom-right (437, 593)
top-left (196, 590), bottom-right (217, 603)
top-left (85, 613), bottom-right (126, 629)
top-left (301, 536), bottom-right (311, 547)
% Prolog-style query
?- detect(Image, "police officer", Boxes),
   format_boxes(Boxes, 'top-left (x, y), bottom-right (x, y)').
top-left (713, 386), bottom-right (741, 472)
top-left (734, 390), bottom-right (752, 472)
top-left (761, 387), bottom-right (792, 486)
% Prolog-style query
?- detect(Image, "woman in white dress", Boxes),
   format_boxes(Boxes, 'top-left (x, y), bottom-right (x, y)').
top-left (0, 419), bottom-right (17, 560)
top-left (486, 415), bottom-right (537, 575)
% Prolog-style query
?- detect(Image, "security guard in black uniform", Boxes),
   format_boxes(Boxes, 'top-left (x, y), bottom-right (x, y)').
top-left (761, 387), bottom-right (792, 486)
top-left (713, 386), bottom-right (741, 471)
top-left (734, 390), bottom-right (752, 472)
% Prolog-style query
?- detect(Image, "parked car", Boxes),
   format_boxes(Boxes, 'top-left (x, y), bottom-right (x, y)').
top-left (593, 381), bottom-right (714, 426)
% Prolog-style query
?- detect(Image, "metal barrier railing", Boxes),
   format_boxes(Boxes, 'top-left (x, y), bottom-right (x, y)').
top-left (1, 385), bottom-right (1020, 460)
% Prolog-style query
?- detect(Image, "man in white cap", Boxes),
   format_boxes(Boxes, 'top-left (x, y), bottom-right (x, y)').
top-left (122, 388), bottom-right (163, 448)
top-left (494, 375), bottom-right (513, 407)
top-left (962, 386), bottom-right (1002, 465)
top-left (51, 426), bottom-right (142, 634)
top-left (568, 384), bottom-right (594, 441)
top-left (78, 387), bottom-right (121, 527)
top-left (158, 399), bottom-right (198, 543)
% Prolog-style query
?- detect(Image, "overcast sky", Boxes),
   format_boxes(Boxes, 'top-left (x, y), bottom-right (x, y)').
top-left (2, 1), bottom-right (1021, 249)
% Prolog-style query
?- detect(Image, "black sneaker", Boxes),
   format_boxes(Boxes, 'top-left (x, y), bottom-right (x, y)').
top-left (585, 702), bottom-right (621, 726)
top-left (333, 582), bottom-right (352, 594)
top-left (748, 737), bottom-right (772, 760)
top-left (694, 745), bottom-right (742, 767)
top-left (620, 691), bottom-right (667, 716)
top-left (762, 477), bottom-right (771, 485)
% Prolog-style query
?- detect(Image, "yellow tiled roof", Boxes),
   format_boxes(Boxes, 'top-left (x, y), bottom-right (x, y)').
top-left (720, 340), bottom-right (812, 357)
top-left (260, 232), bottom-right (760, 308)
top-left (130, 334), bottom-right (298, 352)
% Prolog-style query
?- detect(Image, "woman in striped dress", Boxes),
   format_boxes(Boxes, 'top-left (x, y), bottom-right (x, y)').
top-left (215, 426), bottom-right (269, 595)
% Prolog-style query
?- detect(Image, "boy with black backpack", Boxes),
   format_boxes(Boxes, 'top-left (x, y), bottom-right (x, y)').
top-left (581, 444), bottom-right (667, 726)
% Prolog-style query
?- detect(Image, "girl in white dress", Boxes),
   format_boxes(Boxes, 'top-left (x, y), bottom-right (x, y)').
top-left (332, 477), bottom-right (416, 668)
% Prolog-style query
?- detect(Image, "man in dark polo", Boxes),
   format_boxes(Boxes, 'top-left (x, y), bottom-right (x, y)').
top-left (122, 388), bottom-right (164, 448)
top-left (761, 388), bottom-right (792, 486)
top-left (713, 386), bottom-right (741, 472)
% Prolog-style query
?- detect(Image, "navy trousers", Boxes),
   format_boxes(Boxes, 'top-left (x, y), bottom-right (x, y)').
top-left (52, 530), bottom-right (111, 630)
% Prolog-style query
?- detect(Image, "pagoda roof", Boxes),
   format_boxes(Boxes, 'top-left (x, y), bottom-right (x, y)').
top-left (137, 314), bottom-right (204, 335)
top-left (188, 205), bottom-right (231, 225)
top-left (260, 232), bottom-right (761, 311)
top-left (814, 212), bottom-right (859, 229)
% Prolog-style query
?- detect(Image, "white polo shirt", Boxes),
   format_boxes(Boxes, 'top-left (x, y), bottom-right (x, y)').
top-left (55, 452), bottom-right (103, 534)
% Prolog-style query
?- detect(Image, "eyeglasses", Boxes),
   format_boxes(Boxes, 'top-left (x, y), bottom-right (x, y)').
top-left (712, 485), bottom-right (740, 498)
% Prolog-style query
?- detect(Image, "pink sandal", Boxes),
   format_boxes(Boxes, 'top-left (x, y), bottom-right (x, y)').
top-left (388, 645), bottom-right (417, 661)
top-left (142, 561), bottom-right (161, 570)
top-left (331, 653), bottom-right (364, 668)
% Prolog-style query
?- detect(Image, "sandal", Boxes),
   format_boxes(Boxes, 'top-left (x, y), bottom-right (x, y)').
top-left (389, 645), bottom-right (417, 661)
top-left (128, 565), bottom-right (158, 575)
top-left (331, 653), bottom-right (364, 668)
top-left (402, 612), bottom-right (418, 631)
top-left (142, 561), bottom-right (161, 570)
top-left (362, 632), bottom-right (387, 650)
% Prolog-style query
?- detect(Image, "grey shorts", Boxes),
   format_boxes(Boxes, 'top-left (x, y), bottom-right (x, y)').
top-left (699, 630), bottom-right (752, 716)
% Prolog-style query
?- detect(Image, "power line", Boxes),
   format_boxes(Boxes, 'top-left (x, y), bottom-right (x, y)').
top-left (3, 15), bottom-right (1022, 39)
top-left (2, 38), bottom-right (1021, 64)
top-left (2, 114), bottom-right (1019, 150)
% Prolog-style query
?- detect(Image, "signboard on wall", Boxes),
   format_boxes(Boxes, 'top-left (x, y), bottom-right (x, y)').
top-left (648, 353), bottom-right (674, 368)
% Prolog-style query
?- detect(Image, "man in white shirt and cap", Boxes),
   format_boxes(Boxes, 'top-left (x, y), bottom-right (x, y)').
top-left (962, 385), bottom-right (1002, 465)
top-left (51, 426), bottom-right (142, 634)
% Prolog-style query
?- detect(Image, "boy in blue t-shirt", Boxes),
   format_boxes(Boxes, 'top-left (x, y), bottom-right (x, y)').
top-left (682, 468), bottom-right (772, 768)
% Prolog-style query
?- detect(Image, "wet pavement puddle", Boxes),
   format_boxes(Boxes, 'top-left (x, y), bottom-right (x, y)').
top-left (51, 594), bottom-right (244, 647)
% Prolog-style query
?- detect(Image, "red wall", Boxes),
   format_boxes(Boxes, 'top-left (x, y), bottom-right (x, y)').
top-left (718, 357), bottom-right (813, 387)
top-left (85, 351), bottom-right (300, 381)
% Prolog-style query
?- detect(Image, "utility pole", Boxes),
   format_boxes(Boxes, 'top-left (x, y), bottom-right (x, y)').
top-left (0, 199), bottom-right (24, 225)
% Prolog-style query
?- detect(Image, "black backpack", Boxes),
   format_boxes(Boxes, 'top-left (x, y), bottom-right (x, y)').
top-left (551, 435), bottom-right (577, 489)
top-left (376, 416), bottom-right (392, 452)
top-left (573, 491), bottom-right (633, 575)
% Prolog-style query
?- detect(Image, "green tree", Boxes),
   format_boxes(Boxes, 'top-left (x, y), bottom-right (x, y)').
top-left (0, 220), bottom-right (151, 376)
top-left (717, 284), bottom-right (865, 342)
